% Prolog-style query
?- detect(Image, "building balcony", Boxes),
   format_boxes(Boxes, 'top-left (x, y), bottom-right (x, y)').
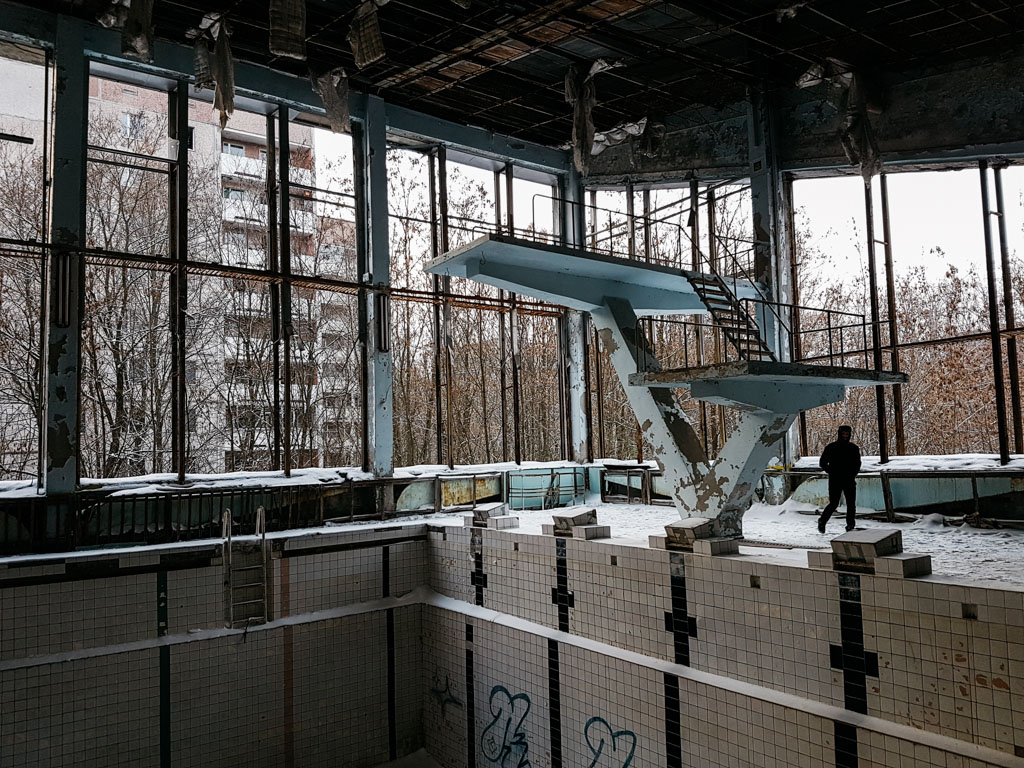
top-left (219, 153), bottom-right (314, 187)
top-left (223, 198), bottom-right (267, 227)
top-left (220, 153), bottom-right (265, 181)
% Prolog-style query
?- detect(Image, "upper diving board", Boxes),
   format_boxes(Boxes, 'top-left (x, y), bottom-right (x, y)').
top-left (423, 233), bottom-right (760, 316)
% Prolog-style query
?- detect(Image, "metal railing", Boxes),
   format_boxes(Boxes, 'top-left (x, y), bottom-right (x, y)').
top-left (637, 300), bottom-right (881, 372)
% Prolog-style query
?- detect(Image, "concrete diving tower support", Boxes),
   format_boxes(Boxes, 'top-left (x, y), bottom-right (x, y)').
top-left (425, 234), bottom-right (907, 538)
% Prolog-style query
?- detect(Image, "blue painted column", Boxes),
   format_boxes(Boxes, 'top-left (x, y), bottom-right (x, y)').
top-left (560, 168), bottom-right (588, 463)
top-left (361, 95), bottom-right (393, 476)
top-left (45, 18), bottom-right (88, 494)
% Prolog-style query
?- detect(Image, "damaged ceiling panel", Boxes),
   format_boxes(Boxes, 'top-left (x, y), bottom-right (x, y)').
top-left (28, 0), bottom-right (1024, 148)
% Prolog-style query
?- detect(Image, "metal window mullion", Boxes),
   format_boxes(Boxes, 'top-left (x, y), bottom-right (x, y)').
top-left (979, 160), bottom-right (1011, 465)
top-left (278, 110), bottom-right (293, 475)
top-left (438, 146), bottom-right (454, 469)
top-left (170, 81), bottom-right (189, 481)
top-left (266, 113), bottom-right (282, 472)
top-left (352, 120), bottom-right (370, 473)
top-left (45, 18), bottom-right (89, 495)
top-left (879, 174), bottom-right (906, 456)
top-left (992, 165), bottom-right (1023, 455)
top-left (35, 47), bottom-right (52, 487)
top-left (429, 150), bottom-right (444, 465)
top-left (863, 179), bottom-right (889, 463)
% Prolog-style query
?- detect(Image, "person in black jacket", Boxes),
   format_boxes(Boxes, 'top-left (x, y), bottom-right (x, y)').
top-left (817, 425), bottom-right (861, 533)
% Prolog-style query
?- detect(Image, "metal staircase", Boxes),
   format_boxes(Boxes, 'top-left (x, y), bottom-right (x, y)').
top-left (686, 273), bottom-right (775, 362)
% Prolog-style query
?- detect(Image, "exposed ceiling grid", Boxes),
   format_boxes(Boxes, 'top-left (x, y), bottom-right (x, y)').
top-left (16, 0), bottom-right (1024, 147)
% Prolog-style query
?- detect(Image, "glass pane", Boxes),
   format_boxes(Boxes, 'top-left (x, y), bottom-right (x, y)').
top-left (290, 288), bottom-right (361, 468)
top-left (187, 275), bottom-right (276, 473)
top-left (80, 264), bottom-right (172, 478)
top-left (86, 75), bottom-right (172, 258)
top-left (0, 252), bottom-right (43, 481)
top-left (189, 103), bottom-right (270, 267)
top-left (392, 297), bottom-right (438, 467)
top-left (0, 43), bottom-right (48, 482)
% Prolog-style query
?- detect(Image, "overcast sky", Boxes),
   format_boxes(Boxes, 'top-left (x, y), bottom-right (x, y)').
top-left (793, 167), bottom-right (1024, 283)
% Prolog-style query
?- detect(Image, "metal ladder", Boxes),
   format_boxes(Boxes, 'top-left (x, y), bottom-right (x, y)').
top-left (223, 507), bottom-right (269, 629)
top-left (686, 273), bottom-right (776, 362)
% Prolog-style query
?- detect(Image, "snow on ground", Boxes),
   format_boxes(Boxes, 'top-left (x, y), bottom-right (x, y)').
top-left (794, 453), bottom-right (1024, 473)
top-left (0, 460), bottom-right (597, 499)
top-left (334, 494), bottom-right (1024, 588)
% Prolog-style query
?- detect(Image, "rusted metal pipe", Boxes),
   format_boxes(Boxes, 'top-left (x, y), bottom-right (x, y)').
top-left (993, 164), bottom-right (1023, 455)
top-left (863, 179), bottom-right (889, 463)
top-left (978, 160), bottom-right (1011, 465)
top-left (879, 174), bottom-right (906, 455)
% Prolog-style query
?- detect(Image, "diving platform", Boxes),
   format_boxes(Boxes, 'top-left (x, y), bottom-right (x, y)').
top-left (422, 233), bottom-right (760, 315)
top-left (425, 233), bottom-right (907, 538)
top-left (632, 361), bottom-right (907, 411)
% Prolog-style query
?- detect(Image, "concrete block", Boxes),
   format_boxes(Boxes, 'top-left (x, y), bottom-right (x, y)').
top-left (831, 528), bottom-right (902, 566)
top-left (541, 524), bottom-right (556, 536)
top-left (648, 534), bottom-right (668, 550)
top-left (486, 515), bottom-right (520, 530)
top-left (572, 524), bottom-right (610, 540)
top-left (463, 515), bottom-right (476, 528)
top-left (665, 517), bottom-right (715, 548)
top-left (471, 502), bottom-right (508, 526)
top-left (551, 507), bottom-right (597, 535)
top-left (807, 550), bottom-right (833, 570)
top-left (875, 552), bottom-right (932, 578)
top-left (693, 537), bottom-right (739, 556)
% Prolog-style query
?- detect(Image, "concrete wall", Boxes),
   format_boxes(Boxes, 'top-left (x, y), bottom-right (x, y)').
top-left (2, 523), bottom-right (1022, 767)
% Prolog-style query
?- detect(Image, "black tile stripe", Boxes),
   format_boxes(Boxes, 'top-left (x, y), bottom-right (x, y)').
top-left (387, 609), bottom-right (397, 760)
top-left (157, 571), bottom-right (170, 768)
top-left (668, 553), bottom-right (691, 666)
top-left (470, 529), bottom-right (487, 607)
top-left (0, 553), bottom-right (216, 589)
top-left (471, 553), bottom-right (488, 606)
top-left (466, 623), bottom-right (476, 768)
top-left (0, 534), bottom-right (428, 590)
top-left (837, 574), bottom-right (869, 715)
top-left (551, 538), bottom-right (573, 632)
top-left (834, 722), bottom-right (858, 768)
top-left (548, 638), bottom-right (562, 768)
top-left (384, 545), bottom-right (397, 759)
top-left (663, 673), bottom-right (682, 768)
top-left (830, 572), bottom-right (879, 767)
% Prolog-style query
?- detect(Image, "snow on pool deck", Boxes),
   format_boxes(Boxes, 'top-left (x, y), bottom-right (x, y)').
top-left (335, 496), bottom-right (1024, 588)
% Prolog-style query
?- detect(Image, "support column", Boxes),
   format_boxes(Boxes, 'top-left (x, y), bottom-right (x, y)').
top-left (360, 95), bottom-right (393, 476)
top-left (45, 18), bottom-right (88, 493)
top-left (748, 86), bottom-right (796, 467)
top-left (560, 167), bottom-right (588, 463)
top-left (747, 86), bottom-right (790, 361)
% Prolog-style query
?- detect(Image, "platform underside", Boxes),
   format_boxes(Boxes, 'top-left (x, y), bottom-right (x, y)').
top-left (629, 360), bottom-right (909, 389)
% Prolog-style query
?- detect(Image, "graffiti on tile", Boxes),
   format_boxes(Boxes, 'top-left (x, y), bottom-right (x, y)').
top-left (481, 685), bottom-right (532, 768)
top-left (430, 673), bottom-right (464, 718)
top-left (584, 716), bottom-right (636, 768)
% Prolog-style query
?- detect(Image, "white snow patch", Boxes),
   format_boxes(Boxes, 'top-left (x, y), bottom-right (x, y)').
top-left (794, 453), bottom-right (1024, 473)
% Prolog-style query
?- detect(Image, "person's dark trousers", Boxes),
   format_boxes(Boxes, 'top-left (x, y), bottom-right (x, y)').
top-left (819, 475), bottom-right (857, 530)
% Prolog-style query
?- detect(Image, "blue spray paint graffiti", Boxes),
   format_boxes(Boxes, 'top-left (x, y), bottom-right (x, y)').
top-left (584, 717), bottom-right (636, 768)
top-left (480, 685), bottom-right (532, 768)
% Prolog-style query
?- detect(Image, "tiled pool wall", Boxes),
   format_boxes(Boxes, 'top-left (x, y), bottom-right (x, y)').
top-left (1, 524), bottom-right (1021, 767)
